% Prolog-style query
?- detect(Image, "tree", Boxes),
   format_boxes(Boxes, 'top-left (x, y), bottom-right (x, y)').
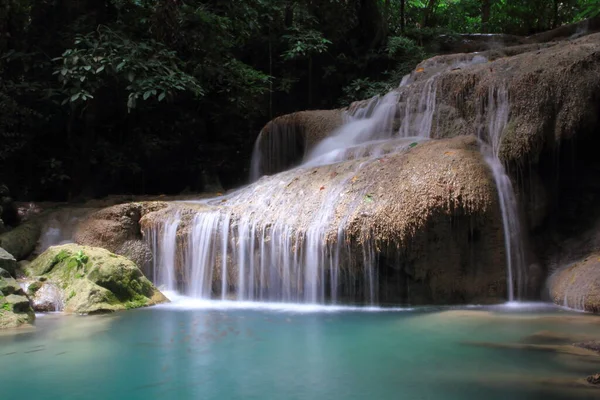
top-left (482, 0), bottom-right (491, 32)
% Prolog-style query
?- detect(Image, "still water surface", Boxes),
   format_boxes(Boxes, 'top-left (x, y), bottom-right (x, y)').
top-left (2, 298), bottom-right (599, 399)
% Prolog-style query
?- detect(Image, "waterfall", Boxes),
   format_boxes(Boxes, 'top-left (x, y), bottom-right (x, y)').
top-left (147, 53), bottom-right (526, 305)
top-left (478, 86), bottom-right (526, 301)
top-left (148, 213), bottom-right (181, 291)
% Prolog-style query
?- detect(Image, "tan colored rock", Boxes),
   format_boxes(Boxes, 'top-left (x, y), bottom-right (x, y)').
top-left (145, 136), bottom-right (508, 304)
top-left (73, 202), bottom-right (168, 271)
top-left (549, 254), bottom-right (600, 312)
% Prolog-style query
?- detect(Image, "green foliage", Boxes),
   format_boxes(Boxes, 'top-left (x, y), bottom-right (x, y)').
top-left (0, 0), bottom-right (598, 200)
top-left (282, 27), bottom-right (332, 60)
top-left (1, 302), bottom-right (10, 312)
top-left (54, 27), bottom-right (203, 112)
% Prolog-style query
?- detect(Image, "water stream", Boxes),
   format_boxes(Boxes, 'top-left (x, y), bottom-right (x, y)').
top-left (147, 55), bottom-right (527, 304)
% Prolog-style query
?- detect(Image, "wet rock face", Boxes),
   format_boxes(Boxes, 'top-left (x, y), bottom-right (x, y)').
top-left (24, 244), bottom-right (168, 314)
top-left (73, 202), bottom-right (168, 275)
top-left (142, 136), bottom-right (509, 304)
top-left (0, 247), bottom-right (16, 276)
top-left (0, 268), bottom-right (34, 329)
top-left (548, 255), bottom-right (600, 312)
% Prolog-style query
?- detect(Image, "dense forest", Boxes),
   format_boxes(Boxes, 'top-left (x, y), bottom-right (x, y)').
top-left (0, 0), bottom-right (598, 201)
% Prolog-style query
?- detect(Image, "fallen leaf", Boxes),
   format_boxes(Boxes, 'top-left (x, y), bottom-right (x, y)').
top-left (351, 176), bottom-right (358, 183)
top-left (409, 142), bottom-right (418, 148)
top-left (416, 67), bottom-right (424, 73)
top-left (320, 186), bottom-right (325, 191)
top-left (364, 194), bottom-right (374, 203)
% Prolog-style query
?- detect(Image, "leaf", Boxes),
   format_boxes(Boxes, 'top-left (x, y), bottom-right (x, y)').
top-left (61, 68), bottom-right (68, 76)
top-left (83, 65), bottom-right (92, 71)
top-left (416, 68), bottom-right (424, 73)
top-left (128, 72), bottom-right (135, 82)
top-left (351, 176), bottom-right (358, 183)
top-left (96, 66), bottom-right (105, 74)
top-left (409, 142), bottom-right (418, 148)
top-left (320, 186), bottom-right (325, 191)
top-left (364, 194), bottom-right (374, 203)
top-left (71, 93), bottom-right (80, 102)
top-left (143, 91), bottom-right (152, 100)
top-left (158, 92), bottom-right (166, 102)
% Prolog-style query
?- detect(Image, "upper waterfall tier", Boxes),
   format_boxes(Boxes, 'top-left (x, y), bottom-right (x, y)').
top-left (251, 33), bottom-right (600, 180)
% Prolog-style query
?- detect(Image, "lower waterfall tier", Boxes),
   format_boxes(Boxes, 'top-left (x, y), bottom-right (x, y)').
top-left (141, 136), bottom-right (519, 305)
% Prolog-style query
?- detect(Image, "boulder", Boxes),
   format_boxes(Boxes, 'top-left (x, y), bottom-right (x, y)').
top-left (143, 136), bottom-right (508, 304)
top-left (0, 267), bottom-right (34, 329)
top-left (251, 110), bottom-right (343, 178)
top-left (0, 218), bottom-right (42, 260)
top-left (548, 254), bottom-right (600, 312)
top-left (73, 202), bottom-right (167, 275)
top-left (0, 247), bottom-right (16, 276)
top-left (24, 244), bottom-right (168, 314)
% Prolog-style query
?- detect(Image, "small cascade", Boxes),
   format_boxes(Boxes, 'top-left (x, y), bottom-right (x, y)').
top-left (250, 119), bottom-right (305, 181)
top-left (477, 85), bottom-right (526, 301)
top-left (147, 213), bottom-right (181, 291)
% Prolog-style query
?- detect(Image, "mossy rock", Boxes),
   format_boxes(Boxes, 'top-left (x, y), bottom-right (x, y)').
top-left (0, 247), bottom-right (16, 276)
top-left (0, 218), bottom-right (42, 261)
top-left (0, 267), bottom-right (35, 329)
top-left (25, 244), bottom-right (168, 314)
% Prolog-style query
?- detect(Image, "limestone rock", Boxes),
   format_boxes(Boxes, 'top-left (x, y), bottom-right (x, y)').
top-left (0, 247), bottom-right (16, 276)
top-left (24, 244), bottom-right (168, 314)
top-left (0, 218), bottom-right (42, 260)
top-left (548, 254), bottom-right (600, 312)
top-left (0, 268), bottom-right (35, 329)
top-left (143, 136), bottom-right (508, 304)
top-left (73, 202), bottom-right (168, 272)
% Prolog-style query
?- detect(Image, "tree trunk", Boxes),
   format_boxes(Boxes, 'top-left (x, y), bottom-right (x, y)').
top-left (482, 0), bottom-right (491, 33)
top-left (308, 57), bottom-right (312, 107)
top-left (400, 0), bottom-right (406, 33)
top-left (423, 0), bottom-right (438, 28)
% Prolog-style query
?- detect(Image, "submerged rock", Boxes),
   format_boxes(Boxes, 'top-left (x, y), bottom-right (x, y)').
top-left (23, 244), bottom-right (168, 314)
top-left (587, 374), bottom-right (600, 385)
top-left (0, 268), bottom-right (34, 329)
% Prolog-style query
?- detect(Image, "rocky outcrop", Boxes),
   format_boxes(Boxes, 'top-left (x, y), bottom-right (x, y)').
top-left (548, 254), bottom-right (600, 312)
top-left (143, 136), bottom-right (508, 304)
top-left (23, 244), bottom-right (168, 314)
top-left (0, 218), bottom-right (42, 261)
top-left (0, 247), bottom-right (16, 276)
top-left (251, 110), bottom-right (343, 178)
top-left (0, 268), bottom-right (34, 329)
top-left (73, 202), bottom-right (167, 276)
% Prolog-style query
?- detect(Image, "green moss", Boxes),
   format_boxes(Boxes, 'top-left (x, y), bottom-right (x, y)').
top-left (67, 290), bottom-right (76, 301)
top-left (124, 295), bottom-right (148, 310)
top-left (27, 281), bottom-right (42, 296)
top-left (2, 302), bottom-right (11, 312)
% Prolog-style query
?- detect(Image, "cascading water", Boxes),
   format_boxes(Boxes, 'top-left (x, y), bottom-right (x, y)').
top-left (146, 53), bottom-right (526, 305)
top-left (147, 213), bottom-right (181, 291)
top-left (477, 86), bottom-right (526, 301)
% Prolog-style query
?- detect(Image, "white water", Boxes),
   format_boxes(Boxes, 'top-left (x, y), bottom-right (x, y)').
top-left (477, 85), bottom-right (526, 301)
top-left (148, 54), bottom-right (526, 305)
